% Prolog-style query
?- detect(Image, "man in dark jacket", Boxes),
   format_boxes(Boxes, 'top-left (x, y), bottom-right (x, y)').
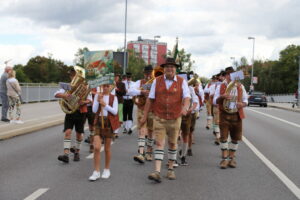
top-left (0, 66), bottom-right (12, 122)
top-left (114, 74), bottom-right (126, 136)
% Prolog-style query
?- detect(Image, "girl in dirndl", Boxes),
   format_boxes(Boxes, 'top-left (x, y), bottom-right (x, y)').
top-left (89, 84), bottom-right (119, 181)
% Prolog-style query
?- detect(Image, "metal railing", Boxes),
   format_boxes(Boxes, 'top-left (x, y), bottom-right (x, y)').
top-left (0, 83), bottom-right (59, 105)
top-left (266, 94), bottom-right (295, 103)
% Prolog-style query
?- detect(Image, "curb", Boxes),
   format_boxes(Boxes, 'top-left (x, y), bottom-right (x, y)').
top-left (268, 105), bottom-right (300, 113)
top-left (0, 119), bottom-right (64, 140)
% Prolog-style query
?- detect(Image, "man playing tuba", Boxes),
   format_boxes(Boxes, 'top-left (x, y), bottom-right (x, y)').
top-left (215, 67), bottom-right (248, 169)
top-left (55, 67), bottom-right (92, 163)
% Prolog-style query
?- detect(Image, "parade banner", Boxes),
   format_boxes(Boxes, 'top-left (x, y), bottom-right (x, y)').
top-left (84, 50), bottom-right (114, 88)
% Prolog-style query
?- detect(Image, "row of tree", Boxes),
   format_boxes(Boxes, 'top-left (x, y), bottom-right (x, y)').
top-left (13, 46), bottom-right (196, 83)
top-left (13, 44), bottom-right (299, 95)
top-left (238, 45), bottom-right (300, 94)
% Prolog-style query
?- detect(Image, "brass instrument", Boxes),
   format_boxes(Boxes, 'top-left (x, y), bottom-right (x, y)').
top-left (222, 70), bottom-right (247, 114)
top-left (133, 66), bottom-right (164, 107)
top-left (59, 66), bottom-right (91, 114)
top-left (222, 80), bottom-right (239, 114)
top-left (188, 74), bottom-right (201, 86)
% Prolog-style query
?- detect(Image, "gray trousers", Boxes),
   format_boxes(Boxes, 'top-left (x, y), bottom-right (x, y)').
top-left (0, 92), bottom-right (9, 119)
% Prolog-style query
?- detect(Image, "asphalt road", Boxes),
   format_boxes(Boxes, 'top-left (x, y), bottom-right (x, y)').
top-left (0, 106), bottom-right (299, 200)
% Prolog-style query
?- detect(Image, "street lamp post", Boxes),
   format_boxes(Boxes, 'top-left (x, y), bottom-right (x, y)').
top-left (248, 37), bottom-right (255, 91)
top-left (297, 56), bottom-right (300, 108)
top-left (230, 57), bottom-right (236, 68)
top-left (123, 0), bottom-right (128, 75)
top-left (153, 35), bottom-right (160, 67)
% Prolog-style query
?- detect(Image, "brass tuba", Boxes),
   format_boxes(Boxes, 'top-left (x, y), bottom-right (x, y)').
top-left (188, 74), bottom-right (201, 86)
top-left (59, 66), bottom-right (91, 114)
top-left (133, 66), bottom-right (164, 107)
top-left (222, 69), bottom-right (247, 114)
top-left (222, 80), bottom-right (239, 114)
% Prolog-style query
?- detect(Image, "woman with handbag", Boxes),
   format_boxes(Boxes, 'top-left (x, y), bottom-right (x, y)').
top-left (6, 70), bottom-right (23, 124)
top-left (89, 84), bottom-right (120, 181)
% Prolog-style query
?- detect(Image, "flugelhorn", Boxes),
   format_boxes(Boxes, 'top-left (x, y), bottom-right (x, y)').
top-left (133, 66), bottom-right (164, 107)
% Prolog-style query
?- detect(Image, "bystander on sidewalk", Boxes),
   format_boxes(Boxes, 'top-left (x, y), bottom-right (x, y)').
top-left (0, 101), bottom-right (64, 140)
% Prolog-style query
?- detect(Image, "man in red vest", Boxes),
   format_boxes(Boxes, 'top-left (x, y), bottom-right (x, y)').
top-left (141, 58), bottom-right (191, 183)
top-left (215, 67), bottom-right (248, 169)
top-left (128, 65), bottom-right (155, 163)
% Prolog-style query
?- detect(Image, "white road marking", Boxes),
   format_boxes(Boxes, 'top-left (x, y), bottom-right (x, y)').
top-left (243, 136), bottom-right (300, 199)
top-left (247, 108), bottom-right (300, 128)
top-left (24, 188), bottom-right (49, 200)
top-left (132, 125), bottom-right (137, 130)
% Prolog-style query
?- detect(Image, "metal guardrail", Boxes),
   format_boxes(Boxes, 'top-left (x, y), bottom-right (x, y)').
top-left (0, 83), bottom-right (59, 105)
top-left (266, 94), bottom-right (295, 103)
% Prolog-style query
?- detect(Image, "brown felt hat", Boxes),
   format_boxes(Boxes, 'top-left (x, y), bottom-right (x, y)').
top-left (160, 57), bottom-right (180, 68)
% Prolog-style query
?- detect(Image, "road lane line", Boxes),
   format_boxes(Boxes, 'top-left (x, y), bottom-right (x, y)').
top-left (132, 125), bottom-right (137, 130)
top-left (247, 108), bottom-right (300, 128)
top-left (24, 188), bottom-right (49, 200)
top-left (243, 136), bottom-right (300, 199)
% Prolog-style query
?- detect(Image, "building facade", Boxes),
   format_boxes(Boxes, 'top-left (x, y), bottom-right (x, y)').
top-left (127, 36), bottom-right (167, 66)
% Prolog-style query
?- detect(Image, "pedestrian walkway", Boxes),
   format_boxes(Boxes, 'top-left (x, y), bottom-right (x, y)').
top-left (0, 101), bottom-right (64, 140)
top-left (268, 102), bottom-right (300, 113)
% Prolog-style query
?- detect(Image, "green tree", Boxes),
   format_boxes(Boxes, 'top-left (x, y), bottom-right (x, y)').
top-left (167, 48), bottom-right (195, 72)
top-left (237, 45), bottom-right (300, 94)
top-left (13, 64), bottom-right (31, 82)
top-left (127, 49), bottom-right (146, 80)
top-left (74, 47), bottom-right (89, 67)
top-left (22, 56), bottom-right (71, 83)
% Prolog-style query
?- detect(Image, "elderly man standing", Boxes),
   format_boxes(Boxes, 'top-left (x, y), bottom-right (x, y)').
top-left (141, 58), bottom-right (191, 183)
top-left (0, 66), bottom-right (12, 122)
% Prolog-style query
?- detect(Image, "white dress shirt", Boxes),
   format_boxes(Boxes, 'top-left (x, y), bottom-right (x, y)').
top-left (92, 94), bottom-right (118, 116)
top-left (204, 82), bottom-right (214, 94)
top-left (128, 80), bottom-right (142, 96)
top-left (55, 88), bottom-right (93, 100)
top-left (54, 88), bottom-right (65, 97)
top-left (189, 86), bottom-right (199, 113)
top-left (210, 81), bottom-right (222, 105)
top-left (123, 80), bottom-right (135, 99)
top-left (149, 75), bottom-right (191, 99)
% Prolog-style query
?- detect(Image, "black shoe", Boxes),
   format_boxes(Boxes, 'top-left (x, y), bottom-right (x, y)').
top-left (58, 154), bottom-right (69, 163)
top-left (123, 128), bottom-right (127, 134)
top-left (73, 153), bottom-right (80, 162)
top-left (128, 129), bottom-right (132, 135)
top-left (1, 118), bottom-right (10, 122)
top-left (84, 136), bottom-right (90, 144)
top-left (187, 149), bottom-right (193, 156)
top-left (180, 156), bottom-right (188, 166)
top-left (178, 149), bottom-right (182, 158)
top-left (206, 126), bottom-right (210, 130)
top-left (70, 146), bottom-right (76, 154)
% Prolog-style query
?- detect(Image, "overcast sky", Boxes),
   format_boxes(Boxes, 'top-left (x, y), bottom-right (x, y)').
top-left (0, 0), bottom-right (299, 77)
